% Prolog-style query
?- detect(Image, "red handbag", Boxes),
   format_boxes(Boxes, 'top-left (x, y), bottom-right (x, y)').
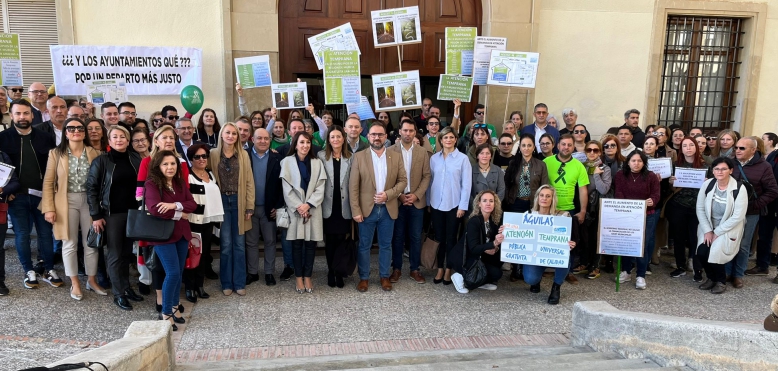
top-left (185, 232), bottom-right (202, 269)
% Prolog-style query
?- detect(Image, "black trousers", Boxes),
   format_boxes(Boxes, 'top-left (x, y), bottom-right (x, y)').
top-left (696, 243), bottom-right (726, 284)
top-left (104, 213), bottom-right (134, 297)
top-left (667, 201), bottom-right (701, 271)
top-left (484, 262), bottom-right (503, 284)
top-left (325, 233), bottom-right (347, 275)
top-left (183, 222), bottom-right (215, 290)
top-left (582, 216), bottom-right (600, 269)
top-left (292, 240), bottom-right (316, 278)
top-left (431, 208), bottom-right (460, 269)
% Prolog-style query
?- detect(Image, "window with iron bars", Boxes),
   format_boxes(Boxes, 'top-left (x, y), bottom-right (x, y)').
top-left (657, 16), bottom-right (743, 132)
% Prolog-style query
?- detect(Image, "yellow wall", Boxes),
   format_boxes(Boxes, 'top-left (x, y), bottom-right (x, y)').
top-left (65, 0), bottom-right (228, 122)
top-left (752, 1), bottom-right (778, 136)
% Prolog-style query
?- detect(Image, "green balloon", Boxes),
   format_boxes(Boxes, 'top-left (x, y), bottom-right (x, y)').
top-left (180, 85), bottom-right (204, 114)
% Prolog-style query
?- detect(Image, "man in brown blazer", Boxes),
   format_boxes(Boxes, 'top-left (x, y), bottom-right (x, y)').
top-left (349, 120), bottom-right (407, 292)
top-left (388, 119), bottom-right (431, 284)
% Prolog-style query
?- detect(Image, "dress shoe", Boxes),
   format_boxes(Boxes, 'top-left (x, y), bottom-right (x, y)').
top-left (409, 270), bottom-right (425, 284)
top-left (114, 296), bottom-right (133, 311)
top-left (171, 308), bottom-right (186, 324)
top-left (223, 289), bottom-right (233, 296)
top-left (236, 289), bottom-right (246, 296)
top-left (137, 282), bottom-right (151, 295)
top-left (442, 280), bottom-right (452, 285)
top-left (732, 277), bottom-right (744, 288)
top-left (698, 279), bottom-right (716, 290)
top-left (548, 283), bottom-right (561, 305)
top-left (204, 269), bottom-right (219, 280)
top-left (124, 288), bottom-right (143, 302)
top-left (335, 275), bottom-right (345, 288)
top-left (357, 279), bottom-right (369, 292)
top-left (433, 277), bottom-right (444, 284)
top-left (265, 274), bottom-right (276, 286)
top-left (530, 284), bottom-right (540, 293)
top-left (565, 273), bottom-right (579, 285)
top-left (246, 273), bottom-right (260, 285)
top-left (328, 271), bottom-right (336, 288)
top-left (178, 303), bottom-right (185, 313)
top-left (159, 313), bottom-right (177, 331)
top-left (389, 269), bottom-right (402, 283)
top-left (196, 287), bottom-right (210, 299)
top-left (745, 266), bottom-right (769, 276)
top-left (86, 282), bottom-right (108, 296)
top-left (380, 278), bottom-right (393, 291)
top-left (185, 290), bottom-right (198, 303)
top-left (70, 286), bottom-right (83, 301)
top-left (279, 266), bottom-right (295, 281)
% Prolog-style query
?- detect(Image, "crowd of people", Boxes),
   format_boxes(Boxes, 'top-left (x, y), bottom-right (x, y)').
top-left (1, 82), bottom-right (777, 331)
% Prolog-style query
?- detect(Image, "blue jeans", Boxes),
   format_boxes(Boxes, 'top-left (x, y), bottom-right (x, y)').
top-left (392, 204), bottom-right (423, 272)
top-left (357, 204), bottom-right (394, 280)
top-left (220, 194), bottom-right (246, 290)
top-left (624, 210), bottom-right (660, 278)
top-left (726, 214), bottom-right (759, 278)
top-left (279, 228), bottom-right (294, 267)
top-left (9, 194), bottom-right (53, 272)
top-left (155, 237), bottom-right (188, 315)
top-left (523, 264), bottom-right (569, 286)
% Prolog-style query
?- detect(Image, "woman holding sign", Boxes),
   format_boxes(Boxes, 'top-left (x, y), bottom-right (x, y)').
top-left (614, 151), bottom-right (660, 290)
top-left (522, 185), bottom-right (577, 305)
top-left (667, 136), bottom-right (708, 281)
top-left (696, 157), bottom-right (748, 294)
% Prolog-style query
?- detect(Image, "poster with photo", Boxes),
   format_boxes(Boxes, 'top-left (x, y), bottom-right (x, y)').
top-left (271, 82), bottom-right (308, 109)
top-left (371, 70), bottom-right (421, 112)
top-left (307, 23), bottom-right (361, 70)
top-left (370, 6), bottom-right (422, 47)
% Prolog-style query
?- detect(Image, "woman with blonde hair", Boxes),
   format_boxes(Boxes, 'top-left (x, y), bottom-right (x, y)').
top-left (210, 122), bottom-right (255, 296)
top-left (150, 111), bottom-right (164, 131)
top-left (715, 129), bottom-right (738, 159)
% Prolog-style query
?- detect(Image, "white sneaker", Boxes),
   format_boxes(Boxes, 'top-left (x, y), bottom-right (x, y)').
top-left (42, 270), bottom-right (64, 287)
top-left (616, 271), bottom-right (631, 283)
top-left (636, 277), bottom-right (646, 290)
top-left (477, 283), bottom-right (497, 290)
top-left (451, 273), bottom-right (468, 294)
top-left (23, 270), bottom-right (39, 289)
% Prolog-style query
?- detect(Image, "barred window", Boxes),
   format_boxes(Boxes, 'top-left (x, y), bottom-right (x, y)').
top-left (657, 16), bottom-right (743, 132)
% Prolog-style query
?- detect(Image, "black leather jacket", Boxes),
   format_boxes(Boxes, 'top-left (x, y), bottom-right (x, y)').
top-left (86, 150), bottom-right (141, 220)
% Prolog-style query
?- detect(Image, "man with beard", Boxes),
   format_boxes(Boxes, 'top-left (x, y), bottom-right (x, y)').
top-left (0, 99), bottom-right (59, 289)
top-left (349, 122), bottom-right (407, 292)
top-left (33, 96), bottom-right (68, 145)
top-left (118, 102), bottom-right (137, 130)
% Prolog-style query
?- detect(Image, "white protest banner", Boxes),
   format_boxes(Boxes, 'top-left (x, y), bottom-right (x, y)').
top-left (597, 199), bottom-right (646, 258)
top-left (346, 96), bottom-right (376, 120)
top-left (50, 45), bottom-right (202, 96)
top-left (308, 23), bottom-right (361, 70)
top-left (271, 82), bottom-right (308, 109)
top-left (372, 70), bottom-right (422, 112)
top-left (473, 36), bottom-right (506, 85)
top-left (647, 157), bottom-right (672, 179)
top-left (500, 212), bottom-right (573, 268)
top-left (0, 33), bottom-right (22, 86)
top-left (674, 167), bottom-right (707, 188)
top-left (486, 50), bottom-right (540, 88)
top-left (86, 79), bottom-right (127, 105)
top-left (371, 6), bottom-right (422, 48)
top-left (234, 55), bottom-right (272, 88)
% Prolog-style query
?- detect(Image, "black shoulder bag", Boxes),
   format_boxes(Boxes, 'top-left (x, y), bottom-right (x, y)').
top-left (126, 188), bottom-right (175, 242)
top-left (462, 221), bottom-right (488, 290)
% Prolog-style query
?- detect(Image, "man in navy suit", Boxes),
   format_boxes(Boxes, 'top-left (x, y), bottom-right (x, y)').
top-left (521, 103), bottom-right (560, 154)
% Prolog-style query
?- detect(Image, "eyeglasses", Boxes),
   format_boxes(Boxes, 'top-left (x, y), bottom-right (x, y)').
top-left (707, 136), bottom-right (717, 140)
top-left (653, 132), bottom-right (665, 137)
top-left (29, 90), bottom-right (47, 95)
top-left (427, 121), bottom-right (440, 126)
top-left (167, 115), bottom-right (180, 121)
top-left (192, 154), bottom-right (208, 160)
top-left (10, 88), bottom-right (22, 93)
top-left (178, 127), bottom-right (194, 132)
top-left (473, 124), bottom-right (487, 129)
top-left (120, 111), bottom-right (137, 116)
top-left (535, 111), bottom-right (548, 115)
top-left (65, 126), bottom-right (85, 133)
top-left (573, 130), bottom-right (586, 134)
top-left (540, 142), bottom-right (552, 146)
top-left (499, 142), bottom-right (512, 146)
top-left (153, 118), bottom-right (164, 123)
top-left (474, 111), bottom-right (485, 116)
top-left (603, 144), bottom-right (617, 149)
top-left (368, 133), bottom-right (386, 137)
top-left (712, 167), bottom-right (730, 172)
top-left (585, 148), bottom-right (600, 153)
top-left (131, 139), bottom-right (148, 144)
top-left (735, 146), bottom-right (749, 151)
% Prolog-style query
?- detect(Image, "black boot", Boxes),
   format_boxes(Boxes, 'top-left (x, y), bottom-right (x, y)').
top-left (185, 289), bottom-right (198, 303)
top-left (327, 271), bottom-right (336, 287)
top-left (548, 283), bottom-right (561, 305)
top-left (530, 283), bottom-right (540, 293)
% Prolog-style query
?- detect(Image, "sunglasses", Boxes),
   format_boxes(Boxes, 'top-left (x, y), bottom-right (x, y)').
top-left (473, 124), bottom-right (487, 129)
top-left (707, 137), bottom-right (717, 140)
top-left (474, 111), bottom-right (485, 116)
top-left (735, 146), bottom-right (749, 151)
top-left (603, 144), bottom-right (617, 149)
top-left (167, 115), bottom-right (180, 121)
top-left (65, 126), bottom-right (85, 133)
top-left (153, 118), bottom-right (164, 123)
top-left (573, 130), bottom-right (586, 134)
top-left (653, 132), bottom-right (665, 137)
top-left (499, 142), bottom-right (512, 146)
top-left (192, 154), bottom-right (208, 160)
top-left (585, 148), bottom-right (600, 153)
top-left (10, 88), bottom-right (22, 93)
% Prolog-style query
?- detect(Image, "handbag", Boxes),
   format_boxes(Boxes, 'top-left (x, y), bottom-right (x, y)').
top-left (126, 190), bottom-right (175, 242)
top-left (420, 225), bottom-right (440, 270)
top-left (86, 225), bottom-right (104, 248)
top-left (141, 245), bottom-right (159, 271)
top-left (333, 222), bottom-right (357, 277)
top-left (461, 225), bottom-right (488, 290)
top-left (185, 232), bottom-right (203, 269)
top-left (276, 207), bottom-right (290, 228)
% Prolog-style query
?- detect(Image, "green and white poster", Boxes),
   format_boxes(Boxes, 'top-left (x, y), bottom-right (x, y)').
top-left (323, 50), bottom-right (360, 105)
top-left (0, 33), bottom-right (22, 86)
top-left (234, 55), bottom-right (272, 88)
top-left (436, 74), bottom-right (474, 102)
top-left (445, 27), bottom-right (477, 76)
top-left (371, 70), bottom-right (421, 112)
top-left (308, 23), bottom-right (361, 70)
top-left (486, 50), bottom-right (540, 88)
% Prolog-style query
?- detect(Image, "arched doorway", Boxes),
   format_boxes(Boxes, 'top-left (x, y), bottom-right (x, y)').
top-left (279, 0), bottom-right (482, 123)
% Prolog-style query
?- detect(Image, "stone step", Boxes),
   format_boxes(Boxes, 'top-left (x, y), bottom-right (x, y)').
top-left (177, 345), bottom-right (593, 371)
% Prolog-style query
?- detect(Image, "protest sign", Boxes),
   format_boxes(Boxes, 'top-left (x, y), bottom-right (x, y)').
top-left (346, 96), bottom-right (376, 120)
top-left (0, 33), bottom-right (22, 86)
top-left (500, 212), bottom-right (573, 268)
top-left (445, 27), bottom-right (477, 75)
top-left (372, 70), bottom-right (422, 112)
top-left (50, 45), bottom-right (202, 96)
top-left (473, 36), bottom-right (506, 85)
top-left (271, 82), bottom-right (308, 109)
top-left (234, 55), bottom-right (272, 88)
top-left (572, 152), bottom-right (588, 163)
top-left (86, 79), bottom-right (127, 105)
top-left (308, 23), bottom-right (361, 70)
top-left (437, 74), bottom-right (474, 102)
top-left (598, 199), bottom-right (646, 258)
top-left (0, 162), bottom-right (14, 188)
top-left (486, 50), bottom-right (540, 88)
top-left (647, 157), bottom-right (672, 179)
top-left (323, 50), bottom-right (361, 105)
top-left (674, 167), bottom-right (707, 188)
top-left (371, 6), bottom-right (422, 47)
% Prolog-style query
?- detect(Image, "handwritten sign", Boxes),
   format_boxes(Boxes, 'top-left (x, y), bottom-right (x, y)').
top-left (647, 157), bottom-right (672, 179)
top-left (500, 212), bottom-right (572, 268)
top-left (597, 199), bottom-right (646, 257)
top-left (674, 167), bottom-right (707, 188)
